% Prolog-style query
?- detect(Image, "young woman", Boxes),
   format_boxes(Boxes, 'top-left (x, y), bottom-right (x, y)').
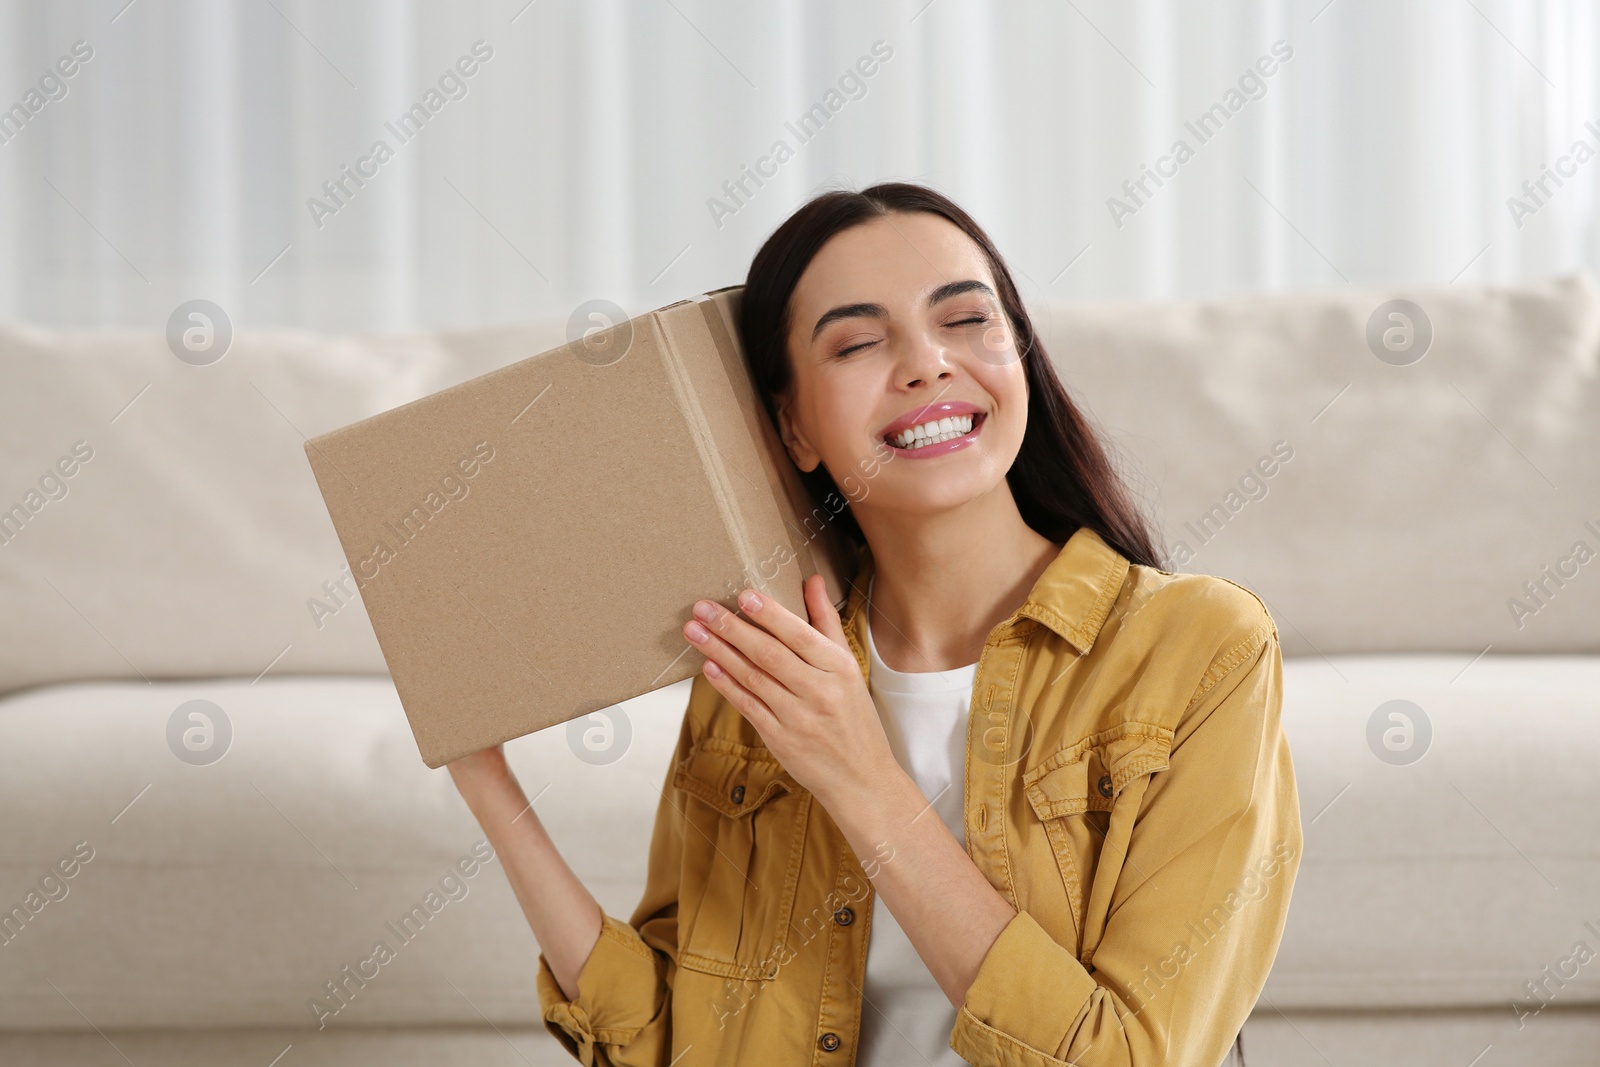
top-left (448, 182), bottom-right (1301, 1067)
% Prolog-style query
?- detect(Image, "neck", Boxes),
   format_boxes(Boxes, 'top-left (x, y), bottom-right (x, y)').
top-left (855, 482), bottom-right (1063, 673)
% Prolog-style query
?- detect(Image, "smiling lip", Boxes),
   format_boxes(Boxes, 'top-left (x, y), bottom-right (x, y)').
top-left (877, 400), bottom-right (987, 442)
top-left (879, 402), bottom-right (987, 460)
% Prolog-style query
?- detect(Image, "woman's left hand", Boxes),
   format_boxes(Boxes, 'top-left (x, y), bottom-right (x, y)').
top-left (682, 574), bottom-right (896, 809)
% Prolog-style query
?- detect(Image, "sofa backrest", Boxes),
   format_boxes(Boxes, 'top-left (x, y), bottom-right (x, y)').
top-left (1, 272), bottom-right (1595, 697)
top-left (1043, 270), bottom-right (1599, 659)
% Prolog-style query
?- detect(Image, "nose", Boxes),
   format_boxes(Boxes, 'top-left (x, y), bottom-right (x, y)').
top-left (895, 326), bottom-right (959, 390)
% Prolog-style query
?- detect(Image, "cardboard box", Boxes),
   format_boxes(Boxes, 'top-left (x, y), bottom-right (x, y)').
top-left (304, 285), bottom-right (858, 768)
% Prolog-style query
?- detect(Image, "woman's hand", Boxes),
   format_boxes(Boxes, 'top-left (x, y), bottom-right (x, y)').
top-left (682, 573), bottom-right (899, 810)
top-left (446, 742), bottom-right (512, 804)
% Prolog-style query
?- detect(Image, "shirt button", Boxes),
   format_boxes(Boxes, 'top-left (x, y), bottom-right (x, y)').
top-left (1097, 774), bottom-right (1114, 798)
top-left (730, 784), bottom-right (745, 804)
top-left (818, 1032), bottom-right (841, 1052)
top-left (833, 906), bottom-right (854, 926)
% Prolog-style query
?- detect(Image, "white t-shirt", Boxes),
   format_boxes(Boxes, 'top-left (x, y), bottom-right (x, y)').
top-left (855, 574), bottom-right (976, 1067)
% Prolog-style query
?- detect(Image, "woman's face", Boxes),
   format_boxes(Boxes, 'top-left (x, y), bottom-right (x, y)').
top-left (775, 210), bottom-right (1028, 525)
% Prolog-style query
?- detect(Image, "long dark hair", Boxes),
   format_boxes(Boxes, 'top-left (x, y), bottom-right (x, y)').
top-left (737, 181), bottom-right (1163, 571)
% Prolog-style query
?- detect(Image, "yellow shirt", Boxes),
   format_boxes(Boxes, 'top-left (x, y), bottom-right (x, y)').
top-left (536, 525), bottom-right (1303, 1066)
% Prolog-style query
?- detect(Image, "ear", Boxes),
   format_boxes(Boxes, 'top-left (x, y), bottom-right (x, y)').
top-left (775, 392), bottom-right (820, 473)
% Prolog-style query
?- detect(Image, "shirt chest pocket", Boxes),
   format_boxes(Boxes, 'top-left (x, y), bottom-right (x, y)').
top-left (672, 737), bottom-right (811, 982)
top-left (1021, 722), bottom-right (1172, 963)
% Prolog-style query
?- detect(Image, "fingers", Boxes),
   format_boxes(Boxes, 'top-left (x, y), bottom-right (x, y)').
top-left (681, 578), bottom-right (848, 725)
top-left (696, 655), bottom-right (780, 737)
top-left (684, 610), bottom-right (791, 713)
top-left (805, 574), bottom-right (849, 648)
top-left (726, 583), bottom-right (841, 671)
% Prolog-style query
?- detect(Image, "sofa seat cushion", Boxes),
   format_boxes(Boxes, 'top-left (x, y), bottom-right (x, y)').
top-left (1, 654), bottom-right (1597, 1028)
top-left (0, 674), bottom-right (687, 1030)
top-left (1268, 654), bottom-right (1600, 1009)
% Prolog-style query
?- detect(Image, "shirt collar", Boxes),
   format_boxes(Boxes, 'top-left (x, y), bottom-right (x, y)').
top-left (839, 525), bottom-right (1131, 678)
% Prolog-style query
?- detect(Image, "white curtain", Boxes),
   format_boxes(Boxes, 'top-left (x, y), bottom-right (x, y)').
top-left (0, 0), bottom-right (1594, 332)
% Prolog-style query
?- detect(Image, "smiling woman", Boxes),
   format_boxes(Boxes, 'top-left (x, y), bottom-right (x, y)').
top-left (454, 182), bottom-right (1300, 1067)
top-left (740, 185), bottom-right (1161, 572)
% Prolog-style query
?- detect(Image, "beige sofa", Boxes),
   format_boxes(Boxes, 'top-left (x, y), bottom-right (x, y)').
top-left (1, 273), bottom-right (1597, 1065)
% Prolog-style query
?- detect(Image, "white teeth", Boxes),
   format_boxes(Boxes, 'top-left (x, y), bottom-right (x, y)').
top-left (889, 413), bottom-right (976, 449)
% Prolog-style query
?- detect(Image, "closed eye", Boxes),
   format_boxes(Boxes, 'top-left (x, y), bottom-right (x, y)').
top-left (832, 316), bottom-right (992, 358)
top-left (833, 340), bottom-right (874, 358)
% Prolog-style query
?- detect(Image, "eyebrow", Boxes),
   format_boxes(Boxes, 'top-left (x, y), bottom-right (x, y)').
top-left (808, 279), bottom-right (997, 343)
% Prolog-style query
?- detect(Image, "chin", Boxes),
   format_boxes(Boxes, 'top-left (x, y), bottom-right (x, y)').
top-left (892, 472), bottom-right (1004, 512)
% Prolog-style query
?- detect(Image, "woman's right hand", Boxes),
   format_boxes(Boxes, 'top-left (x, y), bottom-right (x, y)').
top-left (447, 742), bottom-right (512, 801)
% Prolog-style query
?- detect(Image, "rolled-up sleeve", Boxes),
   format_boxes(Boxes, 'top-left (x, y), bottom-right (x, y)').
top-left (535, 696), bottom-right (700, 1066)
top-left (536, 910), bottom-right (668, 1064)
top-left (950, 623), bottom-right (1302, 1067)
